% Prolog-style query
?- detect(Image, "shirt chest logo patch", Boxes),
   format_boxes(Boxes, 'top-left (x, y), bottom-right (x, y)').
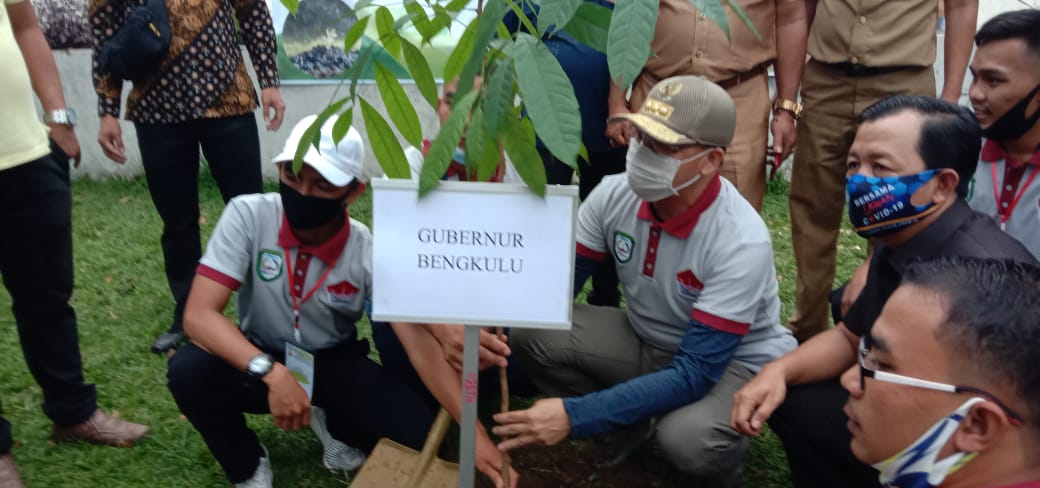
top-left (256, 249), bottom-right (284, 282)
top-left (613, 231), bottom-right (635, 263)
top-left (676, 269), bottom-right (703, 300)
top-left (326, 280), bottom-right (360, 305)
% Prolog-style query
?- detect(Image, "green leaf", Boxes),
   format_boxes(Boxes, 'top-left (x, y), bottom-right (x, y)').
top-left (607, 0), bottom-right (658, 87)
top-left (455, 0), bottom-right (508, 106)
top-left (343, 16), bottom-right (369, 52)
top-left (465, 107), bottom-right (502, 182)
top-left (512, 33), bottom-right (581, 168)
top-left (280, 0), bottom-right (298, 16)
top-left (375, 7), bottom-right (401, 57)
top-left (444, 0), bottom-right (470, 13)
top-left (537, 0), bottom-right (582, 35)
top-left (560, 2), bottom-right (611, 54)
top-left (420, 90), bottom-right (479, 196)
top-left (354, 0), bottom-right (374, 12)
top-left (578, 142), bottom-right (589, 168)
top-left (348, 43), bottom-right (378, 100)
top-left (331, 106), bottom-right (354, 144)
top-left (443, 19), bottom-right (477, 82)
top-left (405, 0), bottom-right (448, 43)
top-left (401, 39), bottom-right (438, 109)
top-left (360, 97), bottom-right (411, 179)
top-left (393, 12), bottom-right (419, 33)
top-left (482, 58), bottom-right (515, 137)
top-left (292, 98), bottom-right (349, 173)
top-left (374, 61), bottom-right (423, 149)
top-left (497, 20), bottom-right (512, 40)
top-left (503, 116), bottom-right (547, 196)
top-left (689, 0), bottom-right (729, 42)
top-left (724, 0), bottom-right (763, 42)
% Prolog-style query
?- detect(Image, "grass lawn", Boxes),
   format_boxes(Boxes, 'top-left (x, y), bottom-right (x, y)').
top-left (0, 173), bottom-right (866, 487)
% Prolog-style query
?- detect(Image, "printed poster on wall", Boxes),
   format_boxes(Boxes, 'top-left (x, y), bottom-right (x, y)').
top-left (269, 0), bottom-right (479, 83)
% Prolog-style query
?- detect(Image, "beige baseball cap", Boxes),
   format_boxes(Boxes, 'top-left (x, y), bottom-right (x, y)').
top-left (611, 75), bottom-right (736, 148)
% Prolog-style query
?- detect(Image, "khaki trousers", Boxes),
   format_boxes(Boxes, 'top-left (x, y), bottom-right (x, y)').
top-left (512, 304), bottom-right (753, 483)
top-left (787, 60), bottom-right (935, 341)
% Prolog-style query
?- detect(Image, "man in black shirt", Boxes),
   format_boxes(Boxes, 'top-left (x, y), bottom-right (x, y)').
top-left (730, 96), bottom-right (1037, 487)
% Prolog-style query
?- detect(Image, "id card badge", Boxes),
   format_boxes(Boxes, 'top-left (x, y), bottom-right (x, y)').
top-left (285, 341), bottom-right (315, 400)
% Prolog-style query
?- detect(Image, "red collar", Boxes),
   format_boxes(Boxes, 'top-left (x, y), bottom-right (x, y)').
top-left (636, 174), bottom-right (721, 239)
top-left (981, 139), bottom-right (1040, 168)
top-left (276, 211), bottom-right (352, 265)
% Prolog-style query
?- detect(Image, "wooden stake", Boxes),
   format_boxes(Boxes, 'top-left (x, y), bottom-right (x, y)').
top-left (497, 326), bottom-right (511, 487)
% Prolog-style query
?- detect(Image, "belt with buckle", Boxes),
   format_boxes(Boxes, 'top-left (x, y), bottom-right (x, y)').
top-left (715, 62), bottom-right (770, 90)
top-left (825, 61), bottom-right (916, 77)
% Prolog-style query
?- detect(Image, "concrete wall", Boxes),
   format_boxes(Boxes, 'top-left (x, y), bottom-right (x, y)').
top-left (55, 49), bottom-right (441, 182)
top-left (55, 0), bottom-right (1036, 181)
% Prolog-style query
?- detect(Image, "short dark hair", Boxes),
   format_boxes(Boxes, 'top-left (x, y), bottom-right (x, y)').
top-left (975, 9), bottom-right (1040, 59)
top-left (860, 96), bottom-right (980, 197)
top-left (902, 257), bottom-right (1040, 436)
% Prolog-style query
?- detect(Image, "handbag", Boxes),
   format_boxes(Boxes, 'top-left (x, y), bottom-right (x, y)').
top-left (99, 0), bottom-right (171, 81)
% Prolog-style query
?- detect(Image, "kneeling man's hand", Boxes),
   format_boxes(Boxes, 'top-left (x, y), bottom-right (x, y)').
top-left (492, 398), bottom-right (570, 451)
top-left (431, 325), bottom-right (510, 372)
top-left (264, 363), bottom-right (312, 431)
top-left (730, 365), bottom-right (786, 437)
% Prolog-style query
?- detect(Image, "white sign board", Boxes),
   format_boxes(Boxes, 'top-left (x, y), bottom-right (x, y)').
top-left (370, 179), bottom-right (578, 329)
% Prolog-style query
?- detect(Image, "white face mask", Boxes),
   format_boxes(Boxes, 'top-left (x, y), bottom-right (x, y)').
top-left (625, 139), bottom-right (712, 202)
top-left (873, 397), bottom-right (984, 488)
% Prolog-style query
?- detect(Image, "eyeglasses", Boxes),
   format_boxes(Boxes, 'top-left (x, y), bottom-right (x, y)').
top-left (858, 336), bottom-right (1024, 426)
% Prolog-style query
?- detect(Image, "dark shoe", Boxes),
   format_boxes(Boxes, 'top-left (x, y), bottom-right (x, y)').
top-left (591, 418), bottom-right (655, 468)
top-left (0, 454), bottom-right (26, 488)
top-left (151, 330), bottom-right (185, 354)
top-left (51, 409), bottom-right (149, 447)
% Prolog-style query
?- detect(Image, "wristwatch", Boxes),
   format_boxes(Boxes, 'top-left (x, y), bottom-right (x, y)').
top-left (772, 99), bottom-right (803, 120)
top-left (43, 108), bottom-right (77, 127)
top-left (245, 353), bottom-right (274, 380)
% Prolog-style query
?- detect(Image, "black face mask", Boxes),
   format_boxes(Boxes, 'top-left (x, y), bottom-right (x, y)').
top-left (279, 180), bottom-right (347, 230)
top-left (981, 82), bottom-right (1040, 142)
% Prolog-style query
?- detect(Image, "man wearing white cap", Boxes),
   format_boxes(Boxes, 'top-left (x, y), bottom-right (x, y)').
top-left (166, 115), bottom-right (435, 487)
top-left (494, 76), bottom-right (796, 486)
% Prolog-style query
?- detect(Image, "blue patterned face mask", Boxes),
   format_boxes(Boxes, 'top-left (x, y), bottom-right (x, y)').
top-left (846, 169), bottom-right (940, 238)
top-left (873, 398), bottom-right (984, 488)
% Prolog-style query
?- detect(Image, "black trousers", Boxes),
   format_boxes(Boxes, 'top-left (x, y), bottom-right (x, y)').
top-left (540, 146), bottom-right (627, 307)
top-left (769, 381), bottom-right (882, 488)
top-left (0, 145), bottom-right (98, 454)
top-left (167, 341), bottom-right (436, 483)
top-left (134, 114), bottom-right (263, 333)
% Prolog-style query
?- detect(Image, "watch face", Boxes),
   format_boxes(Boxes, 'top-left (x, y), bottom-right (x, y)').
top-left (249, 354), bottom-right (273, 376)
top-left (66, 109), bottom-right (78, 126)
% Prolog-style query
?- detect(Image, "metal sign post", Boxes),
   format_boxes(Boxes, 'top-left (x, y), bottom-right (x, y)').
top-left (457, 326), bottom-right (481, 488)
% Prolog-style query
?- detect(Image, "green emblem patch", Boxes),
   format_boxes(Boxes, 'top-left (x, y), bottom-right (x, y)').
top-left (257, 249), bottom-right (284, 281)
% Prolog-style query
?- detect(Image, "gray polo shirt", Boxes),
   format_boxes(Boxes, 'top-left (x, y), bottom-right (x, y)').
top-left (197, 193), bottom-right (371, 351)
top-left (967, 139), bottom-right (1040, 259)
top-left (576, 174), bottom-right (795, 372)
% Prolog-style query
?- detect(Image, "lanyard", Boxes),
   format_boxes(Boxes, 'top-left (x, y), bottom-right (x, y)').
top-left (282, 247), bottom-right (335, 344)
top-left (990, 163), bottom-right (1040, 231)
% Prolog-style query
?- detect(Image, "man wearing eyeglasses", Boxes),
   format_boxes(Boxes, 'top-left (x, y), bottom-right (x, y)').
top-left (731, 95), bottom-right (1037, 487)
top-left (842, 257), bottom-right (1040, 488)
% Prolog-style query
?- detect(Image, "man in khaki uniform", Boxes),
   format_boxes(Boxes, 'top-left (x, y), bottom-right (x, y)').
top-left (606, 0), bottom-right (809, 211)
top-left (787, 0), bottom-right (978, 342)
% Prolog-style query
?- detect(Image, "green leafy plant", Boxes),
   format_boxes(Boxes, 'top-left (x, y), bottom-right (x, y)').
top-left (283, 0), bottom-right (758, 197)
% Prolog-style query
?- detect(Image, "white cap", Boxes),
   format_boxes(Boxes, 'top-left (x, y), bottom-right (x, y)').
top-left (272, 114), bottom-right (365, 186)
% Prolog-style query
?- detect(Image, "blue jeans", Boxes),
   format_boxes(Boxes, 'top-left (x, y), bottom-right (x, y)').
top-left (0, 144), bottom-right (98, 453)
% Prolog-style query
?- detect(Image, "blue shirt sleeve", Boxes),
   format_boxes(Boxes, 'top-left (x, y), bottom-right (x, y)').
top-left (562, 319), bottom-right (742, 438)
top-left (573, 252), bottom-right (601, 298)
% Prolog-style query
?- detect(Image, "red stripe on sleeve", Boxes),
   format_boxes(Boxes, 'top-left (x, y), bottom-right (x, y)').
top-left (692, 309), bottom-right (750, 336)
top-left (576, 243), bottom-right (607, 261)
top-left (196, 264), bottom-right (242, 291)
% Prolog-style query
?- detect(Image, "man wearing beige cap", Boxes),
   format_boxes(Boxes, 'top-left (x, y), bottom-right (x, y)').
top-left (167, 115), bottom-right (435, 487)
top-left (494, 76), bottom-right (796, 485)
